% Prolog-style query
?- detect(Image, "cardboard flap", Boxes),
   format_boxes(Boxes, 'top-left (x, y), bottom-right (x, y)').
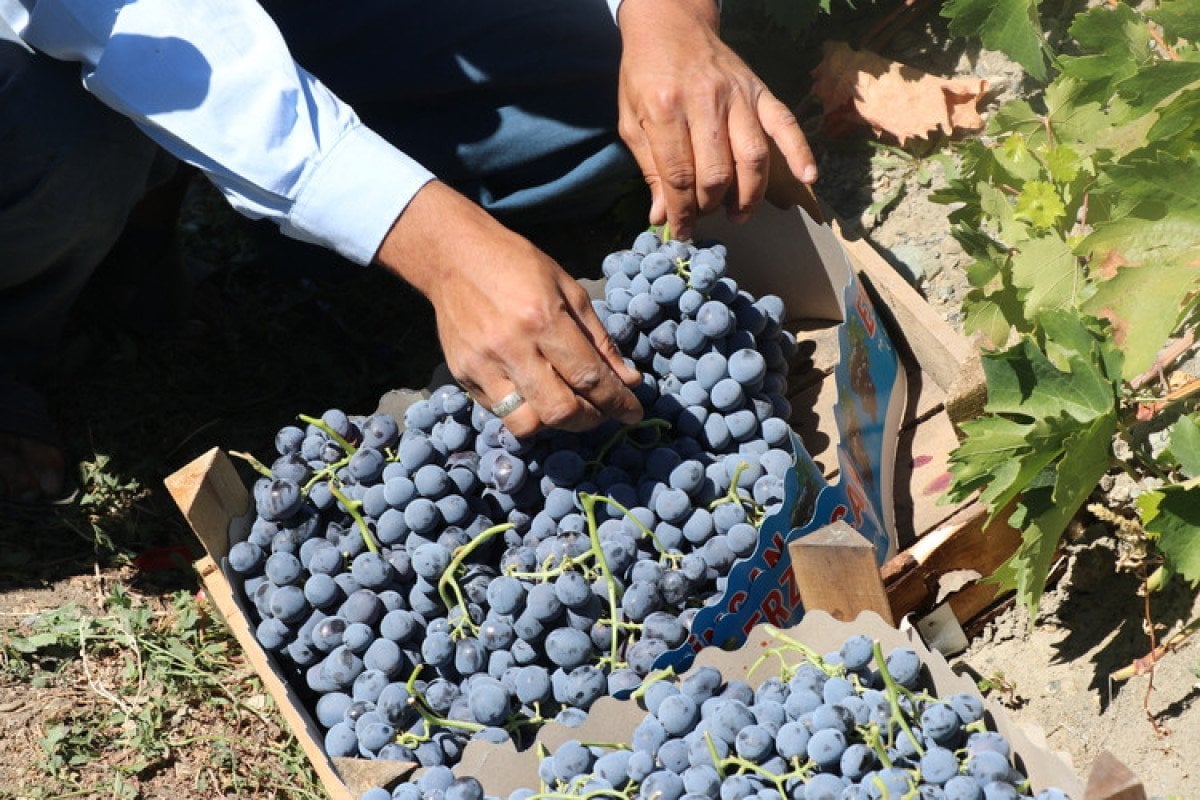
top-left (163, 447), bottom-right (250, 561)
top-left (695, 205), bottom-right (846, 324)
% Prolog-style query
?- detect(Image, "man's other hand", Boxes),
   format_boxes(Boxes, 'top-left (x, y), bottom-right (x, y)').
top-left (375, 181), bottom-right (643, 438)
top-left (616, 0), bottom-right (818, 240)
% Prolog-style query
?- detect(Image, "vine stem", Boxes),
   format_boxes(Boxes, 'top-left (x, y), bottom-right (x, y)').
top-left (870, 641), bottom-right (924, 758)
top-left (437, 523), bottom-right (515, 637)
top-left (578, 493), bottom-right (626, 668)
top-left (1139, 563), bottom-right (1167, 736)
top-left (579, 492), bottom-right (672, 557)
top-left (228, 450), bottom-right (271, 478)
top-left (327, 483), bottom-right (379, 554)
top-left (1129, 328), bottom-right (1195, 391)
top-left (1111, 610), bottom-right (1200, 683)
top-left (297, 413), bottom-right (358, 456)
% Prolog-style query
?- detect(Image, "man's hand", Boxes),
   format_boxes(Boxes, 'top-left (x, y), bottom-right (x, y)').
top-left (616, 0), bottom-right (818, 239)
top-left (375, 181), bottom-right (643, 438)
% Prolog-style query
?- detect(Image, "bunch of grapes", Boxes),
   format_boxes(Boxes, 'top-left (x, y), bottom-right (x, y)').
top-left (227, 229), bottom-right (805, 769)
top-left (358, 633), bottom-right (1071, 800)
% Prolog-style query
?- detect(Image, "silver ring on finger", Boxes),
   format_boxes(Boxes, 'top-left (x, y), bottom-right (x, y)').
top-left (490, 391), bottom-right (525, 418)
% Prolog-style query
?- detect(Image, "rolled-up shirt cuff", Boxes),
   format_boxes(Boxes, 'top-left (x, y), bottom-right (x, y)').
top-left (607, 0), bottom-right (622, 21)
top-left (286, 124), bottom-right (435, 266)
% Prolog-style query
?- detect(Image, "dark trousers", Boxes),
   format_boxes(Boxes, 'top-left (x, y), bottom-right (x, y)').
top-left (0, 2), bottom-right (637, 440)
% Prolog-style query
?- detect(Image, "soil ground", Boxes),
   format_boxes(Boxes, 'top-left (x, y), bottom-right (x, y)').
top-left (2, 4), bottom-right (1198, 799)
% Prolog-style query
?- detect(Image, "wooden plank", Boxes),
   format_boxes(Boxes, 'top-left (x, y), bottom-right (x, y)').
top-left (196, 558), bottom-right (362, 800)
top-left (791, 521), bottom-right (895, 625)
top-left (883, 501), bottom-right (1019, 622)
top-left (163, 447), bottom-right (249, 561)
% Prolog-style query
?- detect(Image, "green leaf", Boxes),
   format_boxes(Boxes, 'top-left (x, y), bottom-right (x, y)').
top-left (1149, 0), bottom-right (1200, 45)
top-left (949, 413), bottom-right (1069, 512)
top-left (1041, 78), bottom-right (1113, 148)
top-left (1080, 255), bottom-right (1200, 380)
top-left (998, 412), bottom-right (1117, 617)
top-left (1058, 4), bottom-right (1152, 97)
top-left (1042, 144), bottom-right (1084, 183)
top-left (1037, 307), bottom-right (1123, 383)
top-left (963, 286), bottom-right (1023, 346)
top-left (1138, 483), bottom-right (1200, 587)
top-left (994, 134), bottom-right (1043, 182)
top-left (1098, 150), bottom-right (1200, 220)
top-left (1011, 234), bottom-right (1084, 317)
top-left (983, 312), bottom-right (1117, 423)
top-left (987, 99), bottom-right (1043, 139)
top-left (8, 631), bottom-right (67, 653)
top-left (942, 0), bottom-right (1047, 82)
top-left (1014, 181), bottom-right (1066, 229)
top-left (1116, 61), bottom-right (1200, 117)
top-left (978, 183), bottom-right (1033, 246)
top-left (1147, 88), bottom-right (1200, 154)
top-left (1165, 416), bottom-right (1200, 479)
top-left (1080, 215), bottom-right (1200, 267)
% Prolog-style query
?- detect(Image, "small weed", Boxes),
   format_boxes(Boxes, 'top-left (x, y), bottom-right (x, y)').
top-left (3, 584), bottom-right (322, 798)
top-left (977, 670), bottom-right (1024, 709)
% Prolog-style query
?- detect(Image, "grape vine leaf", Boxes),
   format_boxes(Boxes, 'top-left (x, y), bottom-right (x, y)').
top-left (963, 279), bottom-right (1026, 346)
top-left (994, 134), bottom-right (1043, 182)
top-left (996, 413), bottom-right (1116, 617)
top-left (1147, 88), bottom-right (1200, 152)
top-left (1014, 182), bottom-right (1066, 229)
top-left (985, 311), bottom-right (1119, 423)
top-left (1011, 235), bottom-right (1084, 319)
top-left (1138, 483), bottom-right (1200, 587)
top-left (942, 0), bottom-right (1047, 81)
top-left (947, 312), bottom-right (1120, 617)
top-left (1058, 4), bottom-right (1151, 98)
top-left (1099, 150), bottom-right (1200, 220)
top-left (1165, 416), bottom-right (1200, 479)
top-left (1040, 78), bottom-right (1140, 158)
top-left (1080, 257), bottom-right (1200, 381)
top-left (1116, 62), bottom-right (1200, 117)
top-left (1149, 0), bottom-right (1200, 45)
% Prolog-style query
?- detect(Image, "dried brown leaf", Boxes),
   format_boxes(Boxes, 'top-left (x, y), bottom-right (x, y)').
top-left (810, 41), bottom-right (987, 144)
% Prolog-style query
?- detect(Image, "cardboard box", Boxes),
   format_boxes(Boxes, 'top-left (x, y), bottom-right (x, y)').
top-left (456, 610), bottom-right (1086, 798)
top-left (166, 206), bottom-right (1034, 799)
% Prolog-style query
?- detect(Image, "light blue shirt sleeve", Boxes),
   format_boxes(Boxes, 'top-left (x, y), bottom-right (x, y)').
top-left (0, 0), bottom-right (435, 266)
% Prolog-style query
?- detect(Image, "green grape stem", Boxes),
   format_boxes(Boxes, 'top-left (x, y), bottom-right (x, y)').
top-left (392, 665), bottom-right (485, 747)
top-left (708, 460), bottom-right (764, 524)
top-left (718, 751), bottom-right (813, 795)
top-left (326, 483), bottom-right (380, 554)
top-left (302, 456), bottom-right (351, 493)
top-left (871, 640), bottom-right (924, 758)
top-left (579, 491), bottom-right (675, 559)
top-left (760, 626), bottom-right (831, 674)
top-left (590, 418), bottom-right (673, 467)
top-left (579, 492), bottom-right (628, 668)
top-left (229, 450), bottom-right (272, 478)
top-left (630, 666), bottom-right (677, 702)
top-left (297, 413), bottom-right (359, 456)
top-left (704, 731), bottom-right (727, 780)
top-left (437, 522), bottom-right (515, 638)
